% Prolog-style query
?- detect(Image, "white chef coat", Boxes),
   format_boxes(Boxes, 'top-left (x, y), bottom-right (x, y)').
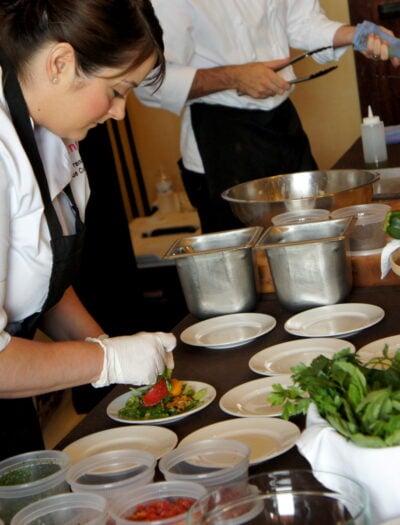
top-left (0, 68), bottom-right (90, 351)
top-left (135, 0), bottom-right (347, 173)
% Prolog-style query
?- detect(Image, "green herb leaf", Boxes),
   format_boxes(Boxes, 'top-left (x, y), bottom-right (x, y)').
top-left (268, 347), bottom-right (400, 447)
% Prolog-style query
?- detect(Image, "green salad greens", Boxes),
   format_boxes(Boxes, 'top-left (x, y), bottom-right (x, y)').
top-left (118, 379), bottom-right (207, 421)
top-left (268, 346), bottom-right (400, 448)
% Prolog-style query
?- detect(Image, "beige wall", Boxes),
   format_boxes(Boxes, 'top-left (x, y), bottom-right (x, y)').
top-left (126, 99), bottom-right (183, 204)
top-left (126, 0), bottom-right (361, 210)
top-left (291, 0), bottom-right (361, 169)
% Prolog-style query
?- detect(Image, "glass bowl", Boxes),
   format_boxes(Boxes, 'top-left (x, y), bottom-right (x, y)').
top-left (187, 470), bottom-right (371, 525)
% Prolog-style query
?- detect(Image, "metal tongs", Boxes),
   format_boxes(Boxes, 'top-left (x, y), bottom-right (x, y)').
top-left (276, 45), bottom-right (338, 84)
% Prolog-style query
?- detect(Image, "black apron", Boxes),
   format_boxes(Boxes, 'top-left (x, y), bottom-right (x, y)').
top-left (184, 99), bottom-right (318, 232)
top-left (0, 50), bottom-right (86, 460)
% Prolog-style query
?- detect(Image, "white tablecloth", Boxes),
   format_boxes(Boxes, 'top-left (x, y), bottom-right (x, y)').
top-left (297, 404), bottom-right (400, 524)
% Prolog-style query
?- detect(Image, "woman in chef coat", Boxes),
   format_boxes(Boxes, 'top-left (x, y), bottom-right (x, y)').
top-left (0, 0), bottom-right (175, 459)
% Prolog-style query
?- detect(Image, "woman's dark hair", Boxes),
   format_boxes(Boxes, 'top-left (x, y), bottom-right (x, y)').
top-left (0, 0), bottom-right (165, 86)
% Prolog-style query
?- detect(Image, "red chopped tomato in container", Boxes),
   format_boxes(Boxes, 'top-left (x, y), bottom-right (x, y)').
top-left (125, 497), bottom-right (196, 522)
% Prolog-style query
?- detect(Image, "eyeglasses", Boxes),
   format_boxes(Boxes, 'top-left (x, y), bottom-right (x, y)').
top-left (275, 45), bottom-right (338, 84)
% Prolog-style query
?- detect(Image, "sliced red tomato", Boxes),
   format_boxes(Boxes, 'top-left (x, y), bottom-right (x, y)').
top-left (141, 378), bottom-right (169, 407)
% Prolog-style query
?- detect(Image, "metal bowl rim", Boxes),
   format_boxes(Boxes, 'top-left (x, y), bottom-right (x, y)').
top-left (221, 170), bottom-right (380, 204)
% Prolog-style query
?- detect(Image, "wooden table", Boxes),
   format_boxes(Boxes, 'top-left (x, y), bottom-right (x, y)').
top-left (57, 285), bottom-right (400, 477)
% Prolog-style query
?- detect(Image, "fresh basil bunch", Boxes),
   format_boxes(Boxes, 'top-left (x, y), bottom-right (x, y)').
top-left (269, 347), bottom-right (400, 448)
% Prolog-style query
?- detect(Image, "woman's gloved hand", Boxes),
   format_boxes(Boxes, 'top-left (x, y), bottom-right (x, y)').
top-left (89, 331), bottom-right (176, 388)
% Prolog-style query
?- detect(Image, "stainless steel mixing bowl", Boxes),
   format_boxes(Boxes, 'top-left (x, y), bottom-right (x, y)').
top-left (221, 170), bottom-right (379, 227)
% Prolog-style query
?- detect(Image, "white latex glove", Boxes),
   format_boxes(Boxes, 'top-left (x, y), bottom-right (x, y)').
top-left (89, 331), bottom-right (176, 388)
top-left (381, 238), bottom-right (400, 279)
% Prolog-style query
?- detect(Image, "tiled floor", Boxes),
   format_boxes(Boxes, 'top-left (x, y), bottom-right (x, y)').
top-left (41, 389), bottom-right (85, 449)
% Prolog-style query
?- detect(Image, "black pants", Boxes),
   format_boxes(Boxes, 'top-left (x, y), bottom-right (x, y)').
top-left (180, 99), bottom-right (318, 233)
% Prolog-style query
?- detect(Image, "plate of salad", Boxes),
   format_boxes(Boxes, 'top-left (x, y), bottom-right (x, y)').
top-left (107, 373), bottom-right (216, 425)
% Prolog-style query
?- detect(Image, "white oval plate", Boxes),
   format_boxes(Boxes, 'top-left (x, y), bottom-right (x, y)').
top-left (219, 375), bottom-right (293, 418)
top-left (178, 417), bottom-right (300, 465)
top-left (249, 338), bottom-right (355, 376)
top-left (284, 303), bottom-right (385, 338)
top-left (357, 335), bottom-right (400, 367)
top-left (106, 381), bottom-right (216, 425)
top-left (180, 313), bottom-right (276, 349)
top-left (62, 426), bottom-right (178, 464)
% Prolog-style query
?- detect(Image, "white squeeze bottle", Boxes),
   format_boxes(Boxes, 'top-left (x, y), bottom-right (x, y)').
top-left (361, 105), bottom-right (388, 166)
top-left (155, 166), bottom-right (178, 214)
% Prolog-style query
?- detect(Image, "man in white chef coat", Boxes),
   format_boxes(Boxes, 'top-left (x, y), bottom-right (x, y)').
top-left (135, 0), bottom-right (397, 233)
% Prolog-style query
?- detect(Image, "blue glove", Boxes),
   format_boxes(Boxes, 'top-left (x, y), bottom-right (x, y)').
top-left (353, 20), bottom-right (400, 58)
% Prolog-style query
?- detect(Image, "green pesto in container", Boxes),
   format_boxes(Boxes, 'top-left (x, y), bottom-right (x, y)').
top-left (0, 462), bottom-right (60, 487)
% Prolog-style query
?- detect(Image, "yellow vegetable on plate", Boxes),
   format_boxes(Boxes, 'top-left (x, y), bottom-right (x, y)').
top-left (169, 378), bottom-right (183, 396)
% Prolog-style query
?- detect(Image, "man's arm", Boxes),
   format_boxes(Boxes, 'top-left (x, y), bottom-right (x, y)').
top-left (334, 24), bottom-right (400, 67)
top-left (188, 58), bottom-right (292, 100)
top-left (188, 22), bottom-right (400, 101)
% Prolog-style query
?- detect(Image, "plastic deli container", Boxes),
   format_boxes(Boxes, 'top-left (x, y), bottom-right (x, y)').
top-left (187, 477), bottom-right (263, 525)
top-left (66, 449), bottom-right (156, 504)
top-left (158, 439), bottom-right (250, 490)
top-left (271, 209), bottom-right (330, 226)
top-left (110, 480), bottom-right (207, 525)
top-left (10, 493), bottom-right (108, 525)
top-left (330, 203), bottom-right (391, 253)
top-left (0, 450), bottom-right (70, 524)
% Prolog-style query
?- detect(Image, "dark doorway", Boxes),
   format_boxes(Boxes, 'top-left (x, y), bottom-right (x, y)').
top-left (349, 0), bottom-right (400, 126)
top-left (348, 0), bottom-right (400, 125)
top-left (73, 125), bottom-right (143, 337)
top-left (71, 124), bottom-right (188, 413)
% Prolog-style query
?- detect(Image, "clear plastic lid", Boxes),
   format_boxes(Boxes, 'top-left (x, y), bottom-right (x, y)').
top-left (159, 439), bottom-right (250, 488)
top-left (271, 209), bottom-right (330, 226)
top-left (330, 203), bottom-right (391, 225)
top-left (66, 449), bottom-right (156, 496)
top-left (10, 493), bottom-right (108, 525)
top-left (0, 450), bottom-right (70, 497)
